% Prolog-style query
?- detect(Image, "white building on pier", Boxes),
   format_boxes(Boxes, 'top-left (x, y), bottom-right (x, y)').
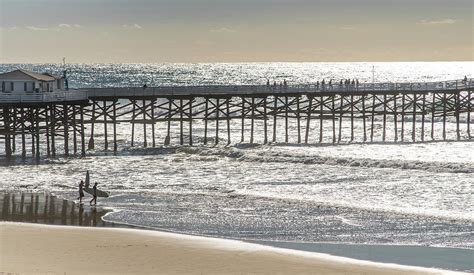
top-left (0, 69), bottom-right (66, 93)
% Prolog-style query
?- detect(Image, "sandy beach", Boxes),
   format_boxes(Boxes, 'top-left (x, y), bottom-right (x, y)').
top-left (0, 222), bottom-right (457, 275)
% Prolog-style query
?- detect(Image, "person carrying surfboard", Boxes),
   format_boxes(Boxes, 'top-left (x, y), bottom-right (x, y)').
top-left (90, 182), bottom-right (98, 205)
top-left (78, 180), bottom-right (85, 203)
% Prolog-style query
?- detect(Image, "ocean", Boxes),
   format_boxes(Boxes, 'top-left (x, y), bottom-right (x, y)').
top-left (1, 62), bottom-right (473, 271)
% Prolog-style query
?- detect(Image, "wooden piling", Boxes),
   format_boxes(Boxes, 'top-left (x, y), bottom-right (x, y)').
top-left (51, 106), bottom-right (56, 157)
top-left (412, 94), bottom-right (416, 142)
top-left (273, 96), bottom-right (277, 143)
top-left (285, 96), bottom-right (289, 143)
top-left (468, 91), bottom-right (471, 138)
top-left (296, 96), bottom-right (301, 143)
top-left (131, 100), bottom-right (136, 147)
top-left (80, 106), bottom-right (86, 157)
top-left (21, 108), bottom-right (26, 159)
top-left (11, 108), bottom-right (16, 153)
top-left (45, 107), bottom-right (50, 157)
top-left (226, 99), bottom-right (231, 145)
top-left (455, 92), bottom-right (460, 140)
top-left (370, 94), bottom-right (375, 142)
top-left (401, 94), bottom-right (405, 142)
top-left (151, 99), bottom-right (156, 148)
top-left (30, 108), bottom-right (35, 157)
top-left (320, 96), bottom-right (324, 143)
top-left (362, 94), bottom-right (367, 142)
top-left (3, 107), bottom-right (12, 159)
top-left (143, 99), bottom-right (147, 148)
top-left (250, 97), bottom-right (255, 143)
top-left (189, 99), bottom-right (193, 146)
top-left (215, 98), bottom-right (219, 145)
top-left (88, 102), bottom-right (95, 150)
top-left (204, 98), bottom-right (208, 145)
top-left (442, 92), bottom-right (447, 140)
top-left (165, 99), bottom-right (172, 145)
top-left (35, 108), bottom-right (40, 163)
top-left (103, 101), bottom-right (108, 150)
top-left (263, 97), bottom-right (268, 144)
top-left (421, 94), bottom-right (426, 142)
top-left (113, 100), bottom-right (117, 152)
top-left (180, 99), bottom-right (184, 145)
top-left (73, 105), bottom-right (77, 155)
top-left (350, 95), bottom-right (354, 142)
top-left (305, 96), bottom-right (312, 144)
top-left (241, 97), bottom-right (245, 142)
top-left (382, 94), bottom-right (386, 142)
top-left (63, 105), bottom-right (69, 156)
top-left (431, 93), bottom-right (436, 140)
top-left (393, 94), bottom-right (398, 142)
top-left (332, 95), bottom-right (336, 143)
top-left (339, 95), bottom-right (344, 143)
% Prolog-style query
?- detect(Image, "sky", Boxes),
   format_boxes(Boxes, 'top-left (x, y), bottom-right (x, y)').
top-left (0, 0), bottom-right (472, 63)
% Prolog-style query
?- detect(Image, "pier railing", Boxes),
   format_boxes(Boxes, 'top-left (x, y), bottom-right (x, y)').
top-left (86, 79), bottom-right (474, 98)
top-left (0, 90), bottom-right (88, 103)
top-left (0, 80), bottom-right (472, 103)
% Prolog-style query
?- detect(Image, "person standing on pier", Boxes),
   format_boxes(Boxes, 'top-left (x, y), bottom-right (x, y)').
top-left (77, 180), bottom-right (85, 203)
top-left (90, 182), bottom-right (98, 206)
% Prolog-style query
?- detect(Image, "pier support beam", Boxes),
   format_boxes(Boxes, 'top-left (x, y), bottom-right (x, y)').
top-left (204, 98), bottom-right (208, 145)
top-left (80, 106), bottom-right (86, 157)
top-left (63, 105), bottom-right (69, 157)
top-left (273, 96), bottom-right (277, 143)
top-left (263, 97), bottom-right (268, 144)
top-left (305, 96), bottom-right (312, 144)
top-left (250, 97), bottom-right (255, 144)
top-left (215, 98), bottom-right (219, 145)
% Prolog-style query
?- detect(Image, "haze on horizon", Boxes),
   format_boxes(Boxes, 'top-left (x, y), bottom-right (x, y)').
top-left (0, 0), bottom-right (472, 63)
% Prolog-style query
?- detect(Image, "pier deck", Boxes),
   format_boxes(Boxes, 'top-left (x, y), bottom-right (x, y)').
top-left (1, 79), bottom-right (473, 161)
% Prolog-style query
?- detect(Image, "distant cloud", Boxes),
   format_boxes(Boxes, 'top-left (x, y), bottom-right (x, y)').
top-left (210, 27), bottom-right (236, 33)
top-left (123, 24), bottom-right (143, 29)
top-left (58, 23), bottom-right (83, 30)
top-left (420, 19), bottom-right (457, 25)
top-left (26, 26), bottom-right (49, 31)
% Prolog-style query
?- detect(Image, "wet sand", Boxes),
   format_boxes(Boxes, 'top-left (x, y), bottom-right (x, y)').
top-left (1, 222), bottom-right (456, 275)
top-left (0, 193), bottom-right (464, 274)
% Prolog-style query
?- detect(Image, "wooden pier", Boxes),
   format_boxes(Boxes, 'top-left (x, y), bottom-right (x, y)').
top-left (1, 79), bottom-right (473, 161)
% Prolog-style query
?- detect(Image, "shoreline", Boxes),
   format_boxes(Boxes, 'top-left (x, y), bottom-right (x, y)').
top-left (1, 192), bottom-right (472, 273)
top-left (0, 221), bottom-right (462, 275)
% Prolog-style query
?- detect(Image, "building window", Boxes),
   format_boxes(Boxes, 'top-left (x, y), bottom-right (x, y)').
top-left (24, 82), bottom-right (27, 91)
top-left (57, 79), bottom-right (61, 89)
top-left (10, 82), bottom-right (14, 91)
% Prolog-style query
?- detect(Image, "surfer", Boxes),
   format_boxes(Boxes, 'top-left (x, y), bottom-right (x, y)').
top-left (90, 182), bottom-right (98, 205)
top-left (78, 180), bottom-right (85, 203)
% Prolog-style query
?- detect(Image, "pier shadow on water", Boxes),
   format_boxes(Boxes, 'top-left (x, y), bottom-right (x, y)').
top-left (0, 192), bottom-right (123, 227)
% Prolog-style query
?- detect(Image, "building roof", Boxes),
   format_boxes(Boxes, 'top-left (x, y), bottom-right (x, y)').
top-left (0, 69), bottom-right (63, 81)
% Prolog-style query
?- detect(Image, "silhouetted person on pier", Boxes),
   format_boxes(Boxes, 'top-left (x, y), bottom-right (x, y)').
top-left (283, 79), bottom-right (287, 87)
top-left (329, 80), bottom-right (333, 88)
top-left (267, 79), bottom-right (270, 86)
top-left (340, 79), bottom-right (343, 87)
top-left (90, 182), bottom-right (98, 206)
top-left (351, 79), bottom-right (355, 86)
top-left (77, 180), bottom-right (85, 203)
top-left (463, 76), bottom-right (468, 82)
top-left (316, 81), bottom-right (320, 89)
top-left (143, 84), bottom-right (147, 89)
top-left (356, 79), bottom-right (359, 86)
top-left (321, 79), bottom-right (325, 89)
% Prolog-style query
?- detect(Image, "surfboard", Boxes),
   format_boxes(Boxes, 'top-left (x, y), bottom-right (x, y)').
top-left (84, 171), bottom-right (110, 198)
top-left (84, 186), bottom-right (109, 198)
